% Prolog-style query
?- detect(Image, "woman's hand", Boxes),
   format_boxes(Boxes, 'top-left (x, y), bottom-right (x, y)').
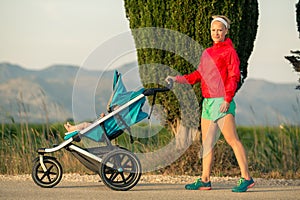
top-left (220, 101), bottom-right (230, 113)
top-left (165, 76), bottom-right (176, 83)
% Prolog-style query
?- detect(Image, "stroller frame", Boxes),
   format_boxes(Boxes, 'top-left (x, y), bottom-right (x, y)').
top-left (31, 71), bottom-right (172, 191)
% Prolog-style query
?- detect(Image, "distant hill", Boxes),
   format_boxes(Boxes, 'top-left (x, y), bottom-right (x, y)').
top-left (0, 62), bottom-right (299, 126)
top-left (235, 79), bottom-right (300, 126)
top-left (0, 62), bottom-right (142, 123)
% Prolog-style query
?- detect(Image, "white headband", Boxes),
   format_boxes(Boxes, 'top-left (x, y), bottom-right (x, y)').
top-left (211, 17), bottom-right (228, 29)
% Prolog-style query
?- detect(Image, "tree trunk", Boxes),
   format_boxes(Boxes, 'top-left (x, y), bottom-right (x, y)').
top-left (170, 118), bottom-right (200, 150)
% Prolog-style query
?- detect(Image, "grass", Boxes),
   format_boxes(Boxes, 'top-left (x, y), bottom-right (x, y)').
top-left (0, 120), bottom-right (300, 178)
top-left (128, 124), bottom-right (300, 179)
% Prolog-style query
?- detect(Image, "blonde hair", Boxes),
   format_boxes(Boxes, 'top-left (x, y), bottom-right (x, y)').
top-left (212, 15), bottom-right (231, 29)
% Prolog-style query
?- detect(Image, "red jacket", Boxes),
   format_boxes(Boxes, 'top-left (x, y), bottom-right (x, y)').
top-left (176, 38), bottom-right (240, 103)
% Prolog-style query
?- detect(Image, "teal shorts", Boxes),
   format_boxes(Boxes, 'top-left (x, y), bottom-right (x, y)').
top-left (201, 97), bottom-right (236, 122)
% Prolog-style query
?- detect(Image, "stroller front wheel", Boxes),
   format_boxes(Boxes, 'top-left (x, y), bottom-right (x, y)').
top-left (32, 156), bottom-right (63, 188)
top-left (99, 149), bottom-right (142, 191)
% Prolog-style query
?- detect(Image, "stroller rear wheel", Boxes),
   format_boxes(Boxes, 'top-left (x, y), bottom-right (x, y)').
top-left (99, 149), bottom-right (141, 191)
top-left (32, 157), bottom-right (63, 188)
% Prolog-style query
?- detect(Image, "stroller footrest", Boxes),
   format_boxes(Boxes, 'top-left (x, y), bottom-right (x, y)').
top-left (64, 130), bottom-right (79, 140)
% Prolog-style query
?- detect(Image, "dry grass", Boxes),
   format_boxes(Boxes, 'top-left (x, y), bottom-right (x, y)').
top-left (1, 121), bottom-right (300, 179)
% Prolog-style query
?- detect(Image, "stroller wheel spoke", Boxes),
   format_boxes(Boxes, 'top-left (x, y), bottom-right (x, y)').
top-left (120, 172), bottom-right (127, 184)
top-left (109, 171), bottom-right (119, 182)
top-left (47, 165), bottom-right (54, 172)
top-left (48, 171), bottom-right (58, 175)
top-left (122, 159), bottom-right (132, 169)
top-left (40, 173), bottom-right (47, 181)
top-left (115, 154), bottom-right (124, 168)
top-left (104, 168), bottom-right (114, 175)
top-left (119, 154), bottom-right (126, 162)
top-left (46, 174), bottom-right (52, 182)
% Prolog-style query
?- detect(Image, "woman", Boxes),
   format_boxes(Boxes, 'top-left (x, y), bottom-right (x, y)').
top-left (165, 15), bottom-right (254, 192)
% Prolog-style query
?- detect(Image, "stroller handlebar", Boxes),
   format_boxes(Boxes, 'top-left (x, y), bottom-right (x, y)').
top-left (143, 79), bottom-right (173, 96)
top-left (166, 78), bottom-right (174, 90)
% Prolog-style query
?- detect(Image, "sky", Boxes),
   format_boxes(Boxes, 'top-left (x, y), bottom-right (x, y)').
top-left (0, 0), bottom-right (299, 84)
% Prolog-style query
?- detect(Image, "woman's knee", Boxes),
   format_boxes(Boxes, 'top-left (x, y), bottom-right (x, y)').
top-left (225, 137), bottom-right (241, 148)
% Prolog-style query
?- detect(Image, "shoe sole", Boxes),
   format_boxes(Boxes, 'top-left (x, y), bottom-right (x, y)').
top-left (199, 187), bottom-right (212, 190)
top-left (247, 182), bottom-right (255, 189)
top-left (232, 182), bottom-right (255, 192)
top-left (185, 187), bottom-right (212, 190)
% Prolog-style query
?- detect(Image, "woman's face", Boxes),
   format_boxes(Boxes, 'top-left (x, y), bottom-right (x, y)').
top-left (210, 21), bottom-right (228, 43)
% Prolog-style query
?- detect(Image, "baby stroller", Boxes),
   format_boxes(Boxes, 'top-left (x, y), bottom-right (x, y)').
top-left (31, 70), bottom-right (172, 191)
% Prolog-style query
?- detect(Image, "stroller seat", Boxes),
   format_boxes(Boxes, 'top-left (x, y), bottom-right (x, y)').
top-left (82, 71), bottom-right (148, 142)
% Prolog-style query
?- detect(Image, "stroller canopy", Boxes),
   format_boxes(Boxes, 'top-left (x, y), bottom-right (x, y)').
top-left (85, 70), bottom-right (148, 141)
top-left (107, 70), bottom-right (144, 112)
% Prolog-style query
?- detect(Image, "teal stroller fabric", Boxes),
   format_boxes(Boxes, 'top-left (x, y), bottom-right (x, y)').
top-left (85, 71), bottom-right (148, 141)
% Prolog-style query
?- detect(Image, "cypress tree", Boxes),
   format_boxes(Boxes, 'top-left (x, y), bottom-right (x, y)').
top-left (285, 0), bottom-right (300, 89)
top-left (296, 0), bottom-right (300, 37)
top-left (124, 0), bottom-right (259, 143)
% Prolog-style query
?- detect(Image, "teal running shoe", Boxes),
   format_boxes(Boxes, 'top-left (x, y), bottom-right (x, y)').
top-left (232, 177), bottom-right (255, 192)
top-left (185, 178), bottom-right (212, 190)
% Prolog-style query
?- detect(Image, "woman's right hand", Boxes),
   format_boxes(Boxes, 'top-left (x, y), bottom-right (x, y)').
top-left (165, 76), bottom-right (176, 84)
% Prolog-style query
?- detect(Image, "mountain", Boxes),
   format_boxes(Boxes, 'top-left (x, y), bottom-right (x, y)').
top-left (0, 63), bottom-right (32, 83)
top-left (0, 62), bottom-right (299, 126)
top-left (0, 62), bottom-right (141, 123)
top-left (235, 79), bottom-right (300, 126)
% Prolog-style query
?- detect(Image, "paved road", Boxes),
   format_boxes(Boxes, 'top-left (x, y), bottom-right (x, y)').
top-left (1, 179), bottom-right (300, 200)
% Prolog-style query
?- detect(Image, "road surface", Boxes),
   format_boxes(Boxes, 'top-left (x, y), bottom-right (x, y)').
top-left (1, 178), bottom-right (300, 200)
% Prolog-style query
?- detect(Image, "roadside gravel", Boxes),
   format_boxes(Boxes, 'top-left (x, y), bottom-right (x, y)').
top-left (1, 174), bottom-right (300, 186)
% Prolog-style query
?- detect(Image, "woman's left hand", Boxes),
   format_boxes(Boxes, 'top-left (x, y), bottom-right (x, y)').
top-left (220, 101), bottom-right (230, 113)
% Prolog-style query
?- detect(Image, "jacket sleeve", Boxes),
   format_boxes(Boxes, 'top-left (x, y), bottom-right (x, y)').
top-left (175, 69), bottom-right (202, 85)
top-left (224, 49), bottom-right (240, 103)
top-left (175, 53), bottom-right (204, 85)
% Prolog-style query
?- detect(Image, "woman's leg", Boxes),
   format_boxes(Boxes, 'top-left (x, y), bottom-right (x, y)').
top-left (201, 118), bottom-right (219, 182)
top-left (217, 114), bottom-right (251, 180)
